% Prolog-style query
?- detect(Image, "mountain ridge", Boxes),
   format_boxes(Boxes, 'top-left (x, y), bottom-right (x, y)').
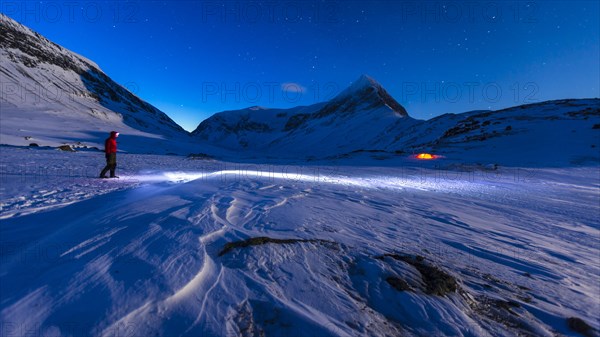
top-left (192, 95), bottom-right (599, 165)
top-left (0, 13), bottom-right (193, 154)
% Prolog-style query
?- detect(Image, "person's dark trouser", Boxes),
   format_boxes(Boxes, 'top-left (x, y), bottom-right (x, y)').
top-left (100, 153), bottom-right (117, 177)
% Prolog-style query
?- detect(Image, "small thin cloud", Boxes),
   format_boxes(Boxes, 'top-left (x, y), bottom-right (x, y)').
top-left (281, 82), bottom-right (306, 93)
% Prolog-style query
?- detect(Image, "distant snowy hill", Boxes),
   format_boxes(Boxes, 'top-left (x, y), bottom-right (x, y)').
top-left (0, 14), bottom-right (194, 154)
top-left (193, 75), bottom-right (420, 159)
top-left (192, 103), bottom-right (327, 156)
top-left (193, 75), bottom-right (599, 166)
top-left (388, 99), bottom-right (600, 167)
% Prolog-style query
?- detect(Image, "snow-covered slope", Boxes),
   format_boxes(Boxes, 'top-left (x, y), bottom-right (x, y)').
top-left (379, 99), bottom-right (599, 167)
top-left (1, 146), bottom-right (599, 337)
top-left (192, 103), bottom-right (327, 155)
top-left (192, 75), bottom-right (419, 159)
top-left (0, 14), bottom-right (195, 154)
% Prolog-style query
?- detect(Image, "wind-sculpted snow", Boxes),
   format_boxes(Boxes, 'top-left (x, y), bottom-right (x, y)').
top-left (0, 147), bottom-right (598, 336)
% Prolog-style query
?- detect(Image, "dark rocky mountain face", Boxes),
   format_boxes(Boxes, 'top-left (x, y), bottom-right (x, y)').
top-left (322, 75), bottom-right (408, 117)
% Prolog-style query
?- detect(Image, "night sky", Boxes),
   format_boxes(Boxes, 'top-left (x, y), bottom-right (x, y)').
top-left (3, 1), bottom-right (599, 131)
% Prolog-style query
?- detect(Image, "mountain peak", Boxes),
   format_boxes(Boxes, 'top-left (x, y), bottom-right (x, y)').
top-left (326, 75), bottom-right (408, 117)
top-left (355, 74), bottom-right (378, 86)
top-left (339, 74), bottom-right (381, 96)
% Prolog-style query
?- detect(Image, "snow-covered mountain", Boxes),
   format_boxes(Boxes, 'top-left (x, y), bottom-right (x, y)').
top-left (0, 14), bottom-right (194, 154)
top-left (193, 75), bottom-right (599, 166)
top-left (192, 75), bottom-right (420, 159)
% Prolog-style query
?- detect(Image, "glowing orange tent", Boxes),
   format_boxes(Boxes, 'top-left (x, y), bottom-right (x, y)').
top-left (414, 153), bottom-right (438, 160)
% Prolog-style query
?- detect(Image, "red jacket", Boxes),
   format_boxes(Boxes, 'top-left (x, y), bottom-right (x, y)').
top-left (104, 131), bottom-right (118, 154)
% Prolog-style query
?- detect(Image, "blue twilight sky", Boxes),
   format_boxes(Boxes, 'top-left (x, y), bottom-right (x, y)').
top-left (2, 1), bottom-right (599, 131)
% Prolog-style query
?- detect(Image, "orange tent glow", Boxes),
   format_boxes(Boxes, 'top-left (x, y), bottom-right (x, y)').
top-left (416, 153), bottom-right (436, 160)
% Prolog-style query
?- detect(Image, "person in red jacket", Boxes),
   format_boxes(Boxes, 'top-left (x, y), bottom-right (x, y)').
top-left (99, 131), bottom-right (119, 178)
